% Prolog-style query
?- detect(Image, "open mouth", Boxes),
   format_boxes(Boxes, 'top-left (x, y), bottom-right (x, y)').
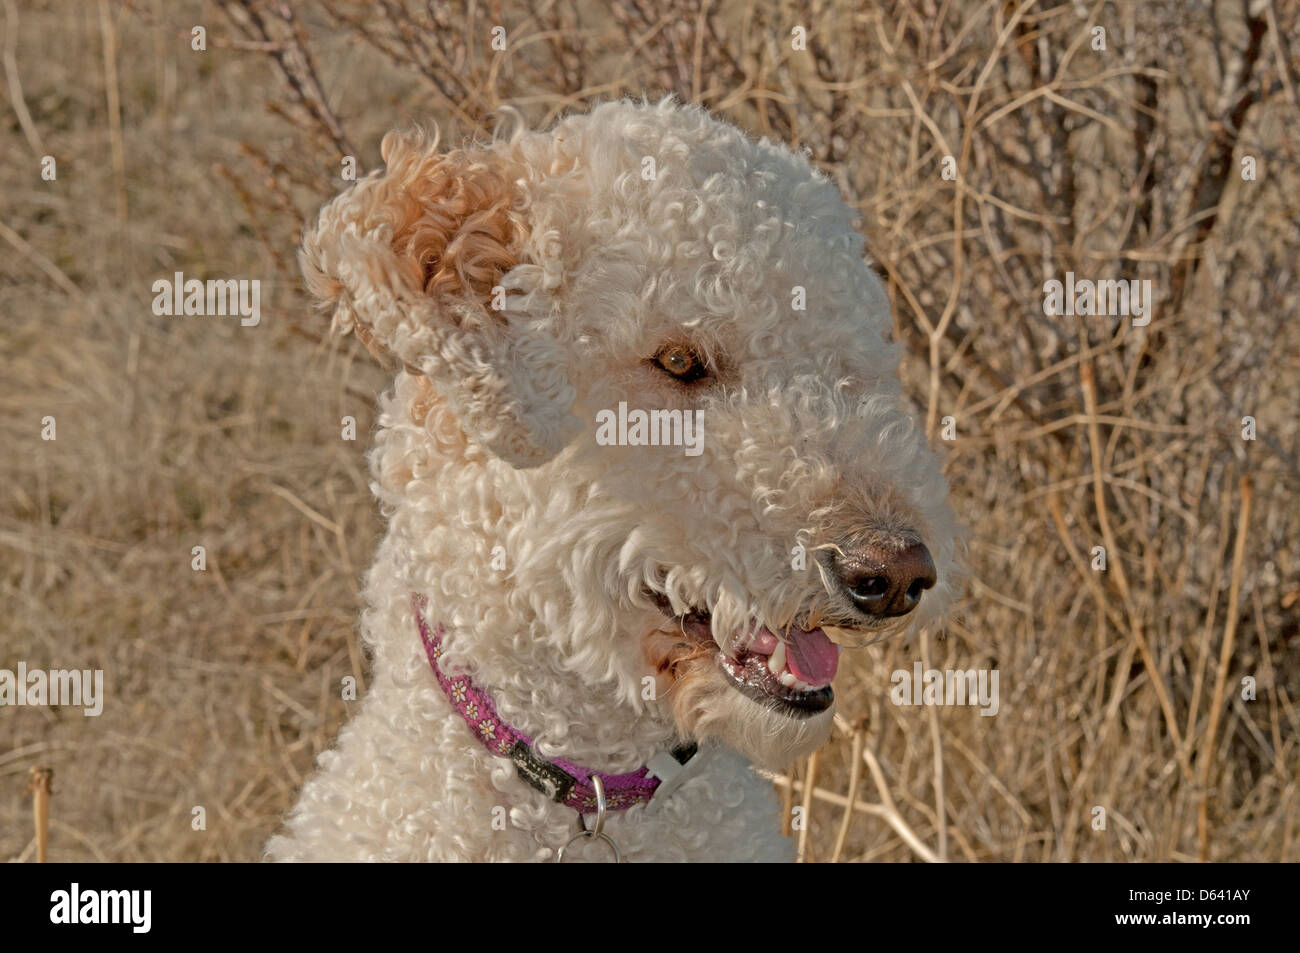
top-left (650, 594), bottom-right (840, 716)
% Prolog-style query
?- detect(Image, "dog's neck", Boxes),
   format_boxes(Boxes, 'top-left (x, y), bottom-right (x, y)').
top-left (364, 508), bottom-right (678, 776)
top-left (425, 606), bottom-right (676, 774)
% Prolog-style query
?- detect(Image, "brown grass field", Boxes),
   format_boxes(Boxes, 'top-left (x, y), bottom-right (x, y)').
top-left (2, 0), bottom-right (1298, 862)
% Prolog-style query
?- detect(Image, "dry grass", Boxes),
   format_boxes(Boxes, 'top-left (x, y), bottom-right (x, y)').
top-left (2, 0), bottom-right (1297, 862)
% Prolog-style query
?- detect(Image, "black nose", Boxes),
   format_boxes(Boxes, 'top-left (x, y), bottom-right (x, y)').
top-left (833, 541), bottom-right (936, 617)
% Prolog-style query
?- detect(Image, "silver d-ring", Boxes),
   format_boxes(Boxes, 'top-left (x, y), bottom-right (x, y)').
top-left (556, 828), bottom-right (622, 863)
top-left (555, 775), bottom-right (622, 862)
top-left (589, 774), bottom-right (608, 836)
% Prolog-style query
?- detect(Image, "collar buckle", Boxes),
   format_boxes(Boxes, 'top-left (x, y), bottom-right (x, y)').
top-left (508, 740), bottom-right (576, 803)
top-left (645, 741), bottom-right (713, 812)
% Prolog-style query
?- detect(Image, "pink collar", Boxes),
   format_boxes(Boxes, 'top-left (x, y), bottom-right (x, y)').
top-left (412, 594), bottom-right (696, 814)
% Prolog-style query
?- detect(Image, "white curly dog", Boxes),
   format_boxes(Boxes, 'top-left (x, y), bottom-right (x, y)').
top-left (268, 98), bottom-right (959, 862)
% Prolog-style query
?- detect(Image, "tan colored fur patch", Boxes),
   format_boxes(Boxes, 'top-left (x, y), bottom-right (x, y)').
top-left (379, 131), bottom-right (526, 307)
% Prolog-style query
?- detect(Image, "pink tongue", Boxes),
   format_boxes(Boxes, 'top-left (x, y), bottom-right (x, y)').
top-left (786, 628), bottom-right (840, 686)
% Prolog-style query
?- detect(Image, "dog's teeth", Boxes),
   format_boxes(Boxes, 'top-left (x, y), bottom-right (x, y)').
top-left (768, 642), bottom-right (787, 675)
top-left (792, 679), bottom-right (812, 692)
top-left (778, 671), bottom-right (797, 687)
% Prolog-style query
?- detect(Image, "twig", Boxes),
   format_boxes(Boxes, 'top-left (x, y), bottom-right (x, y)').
top-left (2, 0), bottom-right (43, 155)
top-left (27, 767), bottom-right (53, 863)
top-left (830, 722), bottom-right (866, 863)
top-left (920, 628), bottom-right (949, 860)
top-left (1197, 474), bottom-right (1253, 862)
top-left (771, 768), bottom-right (940, 864)
top-left (219, 0), bottom-right (360, 162)
top-left (780, 758), bottom-right (796, 837)
top-left (1081, 361), bottom-right (1191, 784)
top-left (0, 220), bottom-right (86, 299)
top-left (861, 742), bottom-right (943, 862)
top-left (797, 749), bottom-right (819, 863)
top-left (97, 0), bottom-right (128, 222)
top-left (1263, 0), bottom-right (1297, 107)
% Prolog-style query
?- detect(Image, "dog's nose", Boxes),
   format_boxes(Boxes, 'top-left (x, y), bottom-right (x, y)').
top-left (833, 541), bottom-right (936, 617)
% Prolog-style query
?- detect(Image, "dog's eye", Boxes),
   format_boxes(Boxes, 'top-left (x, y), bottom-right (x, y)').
top-left (652, 344), bottom-right (709, 383)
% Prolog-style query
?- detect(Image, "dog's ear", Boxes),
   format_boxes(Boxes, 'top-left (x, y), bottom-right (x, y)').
top-left (300, 128), bottom-right (578, 468)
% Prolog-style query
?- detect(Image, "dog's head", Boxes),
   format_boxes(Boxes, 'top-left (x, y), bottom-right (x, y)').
top-left (303, 99), bottom-right (961, 769)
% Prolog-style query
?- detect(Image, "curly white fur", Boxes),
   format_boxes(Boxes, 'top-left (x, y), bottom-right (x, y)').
top-left (268, 98), bottom-right (960, 862)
